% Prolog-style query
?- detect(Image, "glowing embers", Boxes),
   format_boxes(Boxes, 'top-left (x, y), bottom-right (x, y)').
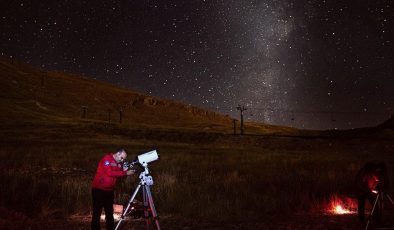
top-left (333, 204), bottom-right (351, 214)
top-left (100, 204), bottom-right (123, 221)
top-left (99, 201), bottom-right (146, 222)
top-left (327, 194), bottom-right (357, 215)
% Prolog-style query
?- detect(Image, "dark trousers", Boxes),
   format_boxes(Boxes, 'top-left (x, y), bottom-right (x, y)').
top-left (358, 192), bottom-right (381, 222)
top-left (91, 188), bottom-right (115, 230)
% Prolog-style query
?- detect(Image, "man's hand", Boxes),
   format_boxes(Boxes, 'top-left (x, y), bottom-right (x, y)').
top-left (126, 170), bottom-right (136, 176)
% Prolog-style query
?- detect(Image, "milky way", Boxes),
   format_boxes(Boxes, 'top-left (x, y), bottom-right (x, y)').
top-left (1, 0), bottom-right (393, 129)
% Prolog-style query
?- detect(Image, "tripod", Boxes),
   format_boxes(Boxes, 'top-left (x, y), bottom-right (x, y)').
top-left (115, 164), bottom-right (161, 230)
top-left (365, 190), bottom-right (394, 230)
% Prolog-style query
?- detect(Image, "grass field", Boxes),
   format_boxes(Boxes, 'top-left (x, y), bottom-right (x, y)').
top-left (1, 120), bottom-right (393, 229)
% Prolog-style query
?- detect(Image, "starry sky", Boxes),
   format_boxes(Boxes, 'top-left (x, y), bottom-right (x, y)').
top-left (1, 0), bottom-right (393, 130)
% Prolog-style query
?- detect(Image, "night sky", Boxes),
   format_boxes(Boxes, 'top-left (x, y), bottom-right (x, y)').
top-left (1, 0), bottom-right (393, 130)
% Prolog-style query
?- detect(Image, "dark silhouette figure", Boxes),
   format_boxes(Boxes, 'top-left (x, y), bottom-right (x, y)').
top-left (355, 162), bottom-right (389, 222)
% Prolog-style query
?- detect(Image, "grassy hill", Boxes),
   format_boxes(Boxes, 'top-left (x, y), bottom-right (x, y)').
top-left (2, 57), bottom-right (393, 142)
top-left (0, 58), bottom-right (232, 127)
top-left (0, 57), bottom-right (302, 135)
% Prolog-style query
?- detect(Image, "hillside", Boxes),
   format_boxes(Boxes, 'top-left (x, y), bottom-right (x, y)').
top-left (2, 57), bottom-right (393, 140)
top-left (0, 57), bottom-right (305, 139)
top-left (377, 115), bottom-right (394, 129)
top-left (0, 58), bottom-right (234, 128)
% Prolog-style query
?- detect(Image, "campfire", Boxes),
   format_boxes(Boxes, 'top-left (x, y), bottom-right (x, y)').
top-left (326, 194), bottom-right (357, 215)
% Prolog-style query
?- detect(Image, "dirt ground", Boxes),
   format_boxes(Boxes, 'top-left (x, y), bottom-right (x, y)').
top-left (2, 212), bottom-right (394, 230)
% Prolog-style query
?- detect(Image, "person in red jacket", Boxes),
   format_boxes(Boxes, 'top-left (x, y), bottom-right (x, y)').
top-left (91, 149), bottom-right (135, 230)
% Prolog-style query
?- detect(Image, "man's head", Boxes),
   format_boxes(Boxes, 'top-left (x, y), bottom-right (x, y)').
top-left (114, 149), bottom-right (127, 163)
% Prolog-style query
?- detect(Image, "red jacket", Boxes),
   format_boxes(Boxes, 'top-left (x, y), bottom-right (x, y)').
top-left (92, 153), bottom-right (126, 191)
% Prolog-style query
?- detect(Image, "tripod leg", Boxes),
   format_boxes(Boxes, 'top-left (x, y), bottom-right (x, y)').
top-left (145, 185), bottom-right (161, 230)
top-left (365, 194), bottom-right (380, 230)
top-left (115, 184), bottom-right (142, 230)
top-left (143, 186), bottom-right (151, 230)
top-left (386, 194), bottom-right (394, 206)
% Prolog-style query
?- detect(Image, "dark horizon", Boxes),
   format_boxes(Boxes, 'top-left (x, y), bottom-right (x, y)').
top-left (1, 0), bottom-right (393, 130)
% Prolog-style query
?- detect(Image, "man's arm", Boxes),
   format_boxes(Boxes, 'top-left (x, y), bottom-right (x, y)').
top-left (104, 167), bottom-right (127, 177)
top-left (102, 162), bottom-right (135, 177)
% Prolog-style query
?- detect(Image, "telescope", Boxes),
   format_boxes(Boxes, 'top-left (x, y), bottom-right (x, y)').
top-left (115, 149), bottom-right (161, 230)
top-left (136, 150), bottom-right (159, 166)
top-left (124, 150), bottom-right (159, 169)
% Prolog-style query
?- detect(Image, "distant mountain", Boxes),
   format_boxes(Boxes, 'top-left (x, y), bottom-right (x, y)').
top-left (319, 116), bottom-right (394, 139)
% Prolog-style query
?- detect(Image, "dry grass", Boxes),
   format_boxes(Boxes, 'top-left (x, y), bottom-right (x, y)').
top-left (1, 125), bottom-right (393, 224)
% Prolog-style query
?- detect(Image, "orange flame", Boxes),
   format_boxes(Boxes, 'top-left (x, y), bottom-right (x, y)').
top-left (327, 195), bottom-right (357, 215)
top-left (333, 204), bottom-right (351, 214)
